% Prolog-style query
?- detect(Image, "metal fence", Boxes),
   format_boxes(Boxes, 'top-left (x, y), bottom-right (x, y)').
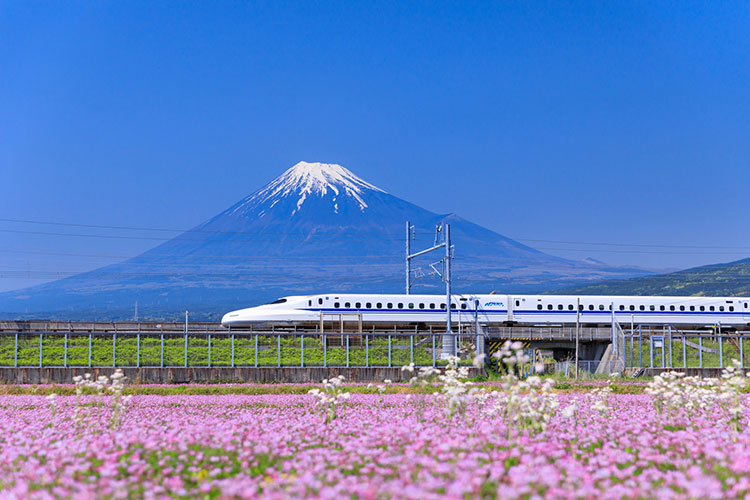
top-left (0, 331), bottom-right (479, 368)
top-left (623, 332), bottom-right (750, 370)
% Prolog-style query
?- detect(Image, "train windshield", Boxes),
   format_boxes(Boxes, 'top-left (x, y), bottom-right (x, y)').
top-left (268, 298), bottom-right (287, 305)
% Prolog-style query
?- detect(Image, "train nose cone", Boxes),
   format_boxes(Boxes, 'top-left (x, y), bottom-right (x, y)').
top-left (221, 311), bottom-right (239, 327)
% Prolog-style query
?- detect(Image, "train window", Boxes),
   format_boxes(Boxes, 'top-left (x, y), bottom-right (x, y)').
top-left (600, 305), bottom-right (606, 311)
top-left (619, 305), bottom-right (625, 311)
top-left (720, 306), bottom-right (725, 312)
top-left (398, 303), bottom-right (403, 309)
top-left (270, 298), bottom-right (287, 304)
top-left (515, 300), bottom-right (520, 307)
top-left (334, 302), bottom-right (340, 308)
top-left (689, 306), bottom-right (695, 311)
top-left (650, 305), bottom-right (655, 311)
top-left (441, 303), bottom-right (446, 309)
top-left (538, 304), bottom-right (543, 310)
top-left (588, 305), bottom-right (594, 311)
top-left (355, 302), bottom-right (361, 308)
top-left (639, 305), bottom-right (645, 311)
top-left (318, 298), bottom-right (323, 305)
top-left (408, 303), bottom-right (414, 309)
top-left (376, 303), bottom-right (382, 308)
top-left (345, 302), bottom-right (351, 308)
top-left (680, 306), bottom-right (685, 311)
top-left (461, 303), bottom-right (467, 310)
top-left (308, 300), bottom-right (312, 306)
top-left (629, 305), bottom-right (635, 311)
top-left (420, 303), bottom-right (425, 309)
top-left (670, 305), bottom-right (675, 311)
top-left (568, 304), bottom-right (574, 310)
top-left (579, 304), bottom-right (584, 311)
top-left (547, 304), bottom-right (553, 310)
top-left (730, 306), bottom-right (734, 312)
top-left (387, 303), bottom-right (393, 309)
top-left (699, 306), bottom-right (705, 311)
top-left (366, 302), bottom-right (372, 308)
top-left (451, 303), bottom-right (457, 309)
top-left (558, 304), bottom-right (563, 310)
top-left (660, 305), bottom-right (665, 311)
top-left (710, 306), bottom-right (715, 311)
top-left (430, 303), bottom-right (435, 309)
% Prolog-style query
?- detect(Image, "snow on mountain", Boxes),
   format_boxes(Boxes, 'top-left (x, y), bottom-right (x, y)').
top-left (229, 161), bottom-right (385, 217)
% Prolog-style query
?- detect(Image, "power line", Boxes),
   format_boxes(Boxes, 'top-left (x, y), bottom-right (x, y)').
top-left (3, 217), bottom-right (750, 250)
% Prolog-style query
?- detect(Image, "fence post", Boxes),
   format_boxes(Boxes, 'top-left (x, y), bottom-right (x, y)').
top-left (432, 335), bottom-right (436, 367)
top-left (184, 333), bottom-right (188, 367)
top-left (39, 333), bottom-right (43, 367)
top-left (410, 334), bottom-right (414, 364)
top-left (388, 335), bottom-right (391, 367)
top-left (638, 326), bottom-right (642, 367)
top-left (207, 333), bottom-right (211, 368)
top-left (14, 333), bottom-right (18, 368)
top-left (699, 336), bottom-right (703, 368)
top-left (682, 335), bottom-right (686, 368)
top-left (346, 335), bottom-right (350, 367)
top-left (323, 334), bottom-right (327, 367)
top-left (231, 333), bottom-right (235, 368)
top-left (741, 337), bottom-right (744, 369)
top-left (277, 334), bottom-right (280, 368)
top-left (365, 335), bottom-right (369, 367)
top-left (719, 335), bottom-right (723, 368)
top-left (668, 326), bottom-right (672, 368)
top-left (161, 332), bottom-right (165, 368)
top-left (255, 335), bottom-right (258, 367)
top-left (301, 334), bottom-right (304, 367)
top-left (112, 333), bottom-right (116, 367)
top-left (88, 332), bottom-right (92, 368)
top-left (649, 336), bottom-right (653, 368)
top-left (64, 333), bottom-right (68, 368)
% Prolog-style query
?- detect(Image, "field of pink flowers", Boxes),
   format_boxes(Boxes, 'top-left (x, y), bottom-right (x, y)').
top-left (2, 387), bottom-right (750, 499)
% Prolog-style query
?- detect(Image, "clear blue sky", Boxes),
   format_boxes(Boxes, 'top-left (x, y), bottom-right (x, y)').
top-left (1, 1), bottom-right (749, 292)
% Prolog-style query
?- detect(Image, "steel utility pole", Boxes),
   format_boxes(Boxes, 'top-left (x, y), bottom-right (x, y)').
top-left (405, 221), bottom-right (412, 294)
top-left (576, 297), bottom-right (581, 380)
top-left (405, 220), bottom-right (455, 358)
top-left (444, 223), bottom-right (453, 357)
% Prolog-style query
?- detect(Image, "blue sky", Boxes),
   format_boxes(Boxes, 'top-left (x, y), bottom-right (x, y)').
top-left (1, 1), bottom-right (749, 292)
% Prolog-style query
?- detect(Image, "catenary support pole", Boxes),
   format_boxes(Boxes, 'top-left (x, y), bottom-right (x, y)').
top-left (405, 221), bottom-right (411, 294)
top-left (575, 297), bottom-right (581, 380)
top-left (441, 222), bottom-right (454, 358)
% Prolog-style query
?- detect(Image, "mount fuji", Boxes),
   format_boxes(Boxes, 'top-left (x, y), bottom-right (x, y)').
top-left (0, 161), bottom-right (650, 320)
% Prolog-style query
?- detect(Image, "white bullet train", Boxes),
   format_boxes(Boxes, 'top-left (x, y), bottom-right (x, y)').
top-left (222, 293), bottom-right (750, 328)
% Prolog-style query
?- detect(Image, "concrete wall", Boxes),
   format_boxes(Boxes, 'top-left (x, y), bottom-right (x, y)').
top-left (0, 367), bottom-right (479, 385)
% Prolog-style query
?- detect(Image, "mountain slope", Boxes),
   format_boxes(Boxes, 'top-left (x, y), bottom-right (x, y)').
top-left (0, 161), bottom-right (651, 319)
top-left (559, 258), bottom-right (750, 296)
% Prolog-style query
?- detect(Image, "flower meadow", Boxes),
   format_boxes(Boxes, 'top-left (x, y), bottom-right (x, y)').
top-left (3, 353), bottom-right (750, 498)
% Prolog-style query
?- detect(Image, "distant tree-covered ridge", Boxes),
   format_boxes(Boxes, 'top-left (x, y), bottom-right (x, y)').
top-left (557, 258), bottom-right (750, 296)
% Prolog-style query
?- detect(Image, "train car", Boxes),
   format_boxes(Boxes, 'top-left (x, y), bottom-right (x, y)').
top-left (221, 293), bottom-right (750, 328)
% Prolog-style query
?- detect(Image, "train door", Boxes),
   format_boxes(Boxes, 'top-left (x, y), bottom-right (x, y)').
top-left (742, 300), bottom-right (750, 323)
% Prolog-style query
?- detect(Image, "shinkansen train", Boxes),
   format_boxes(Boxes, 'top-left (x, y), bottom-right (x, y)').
top-left (221, 293), bottom-right (750, 328)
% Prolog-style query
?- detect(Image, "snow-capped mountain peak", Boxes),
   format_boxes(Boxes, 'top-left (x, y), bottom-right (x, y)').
top-left (231, 161), bottom-right (386, 216)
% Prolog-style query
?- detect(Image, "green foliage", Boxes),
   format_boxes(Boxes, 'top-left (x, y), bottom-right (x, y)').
top-left (559, 258), bottom-right (750, 296)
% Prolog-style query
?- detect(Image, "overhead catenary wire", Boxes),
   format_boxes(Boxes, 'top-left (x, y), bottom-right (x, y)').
top-left (2, 217), bottom-right (750, 250)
